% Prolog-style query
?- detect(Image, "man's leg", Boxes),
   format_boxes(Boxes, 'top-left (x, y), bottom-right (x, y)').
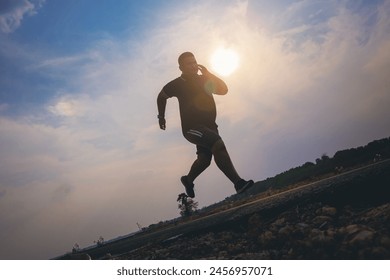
top-left (187, 150), bottom-right (212, 183)
top-left (211, 139), bottom-right (241, 184)
top-left (212, 139), bottom-right (255, 193)
top-left (183, 127), bottom-right (253, 194)
top-left (181, 149), bottom-right (211, 198)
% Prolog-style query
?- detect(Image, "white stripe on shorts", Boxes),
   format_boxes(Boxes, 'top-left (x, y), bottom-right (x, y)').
top-left (187, 129), bottom-right (203, 138)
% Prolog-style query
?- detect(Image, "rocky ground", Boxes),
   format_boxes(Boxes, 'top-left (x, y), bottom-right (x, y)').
top-left (114, 162), bottom-right (390, 260)
top-left (60, 161), bottom-right (390, 260)
top-left (116, 201), bottom-right (389, 259)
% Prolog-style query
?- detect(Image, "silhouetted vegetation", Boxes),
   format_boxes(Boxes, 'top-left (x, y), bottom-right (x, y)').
top-left (255, 137), bottom-right (390, 192)
top-left (177, 193), bottom-right (199, 217)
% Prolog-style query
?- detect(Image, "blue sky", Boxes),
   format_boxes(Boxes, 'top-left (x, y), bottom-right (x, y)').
top-left (1, 0), bottom-right (389, 259)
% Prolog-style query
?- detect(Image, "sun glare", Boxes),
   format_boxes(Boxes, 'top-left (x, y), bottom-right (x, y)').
top-left (210, 48), bottom-right (239, 77)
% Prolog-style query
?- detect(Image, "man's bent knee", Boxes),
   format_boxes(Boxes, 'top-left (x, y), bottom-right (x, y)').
top-left (211, 139), bottom-right (226, 154)
top-left (198, 152), bottom-right (212, 166)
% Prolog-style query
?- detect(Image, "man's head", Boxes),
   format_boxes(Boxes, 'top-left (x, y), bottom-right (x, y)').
top-left (178, 52), bottom-right (198, 75)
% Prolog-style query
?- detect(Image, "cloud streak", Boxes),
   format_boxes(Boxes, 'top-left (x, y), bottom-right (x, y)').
top-left (0, 0), bottom-right (45, 33)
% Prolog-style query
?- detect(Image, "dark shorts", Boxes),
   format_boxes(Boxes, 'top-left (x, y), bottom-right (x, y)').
top-left (184, 126), bottom-right (221, 156)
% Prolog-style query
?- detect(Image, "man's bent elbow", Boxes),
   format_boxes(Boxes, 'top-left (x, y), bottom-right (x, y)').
top-left (157, 91), bottom-right (168, 103)
top-left (218, 86), bottom-right (228, 95)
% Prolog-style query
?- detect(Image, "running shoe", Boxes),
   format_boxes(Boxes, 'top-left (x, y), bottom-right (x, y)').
top-left (181, 176), bottom-right (195, 198)
top-left (235, 179), bottom-right (254, 194)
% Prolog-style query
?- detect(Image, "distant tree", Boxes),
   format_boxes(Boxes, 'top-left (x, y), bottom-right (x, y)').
top-left (72, 243), bottom-right (80, 253)
top-left (94, 236), bottom-right (105, 247)
top-left (177, 193), bottom-right (198, 217)
top-left (303, 162), bottom-right (315, 168)
top-left (321, 154), bottom-right (330, 161)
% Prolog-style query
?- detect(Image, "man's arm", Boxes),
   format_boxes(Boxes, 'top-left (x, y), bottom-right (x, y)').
top-left (157, 90), bottom-right (169, 130)
top-left (198, 65), bottom-right (228, 95)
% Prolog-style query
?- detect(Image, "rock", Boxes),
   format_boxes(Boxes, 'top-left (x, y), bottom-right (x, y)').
top-left (321, 206), bottom-right (337, 216)
top-left (350, 230), bottom-right (375, 245)
top-left (341, 224), bottom-right (361, 235)
top-left (279, 225), bottom-right (293, 235)
top-left (258, 231), bottom-right (275, 247)
top-left (312, 215), bottom-right (333, 227)
top-left (312, 231), bottom-right (334, 246)
top-left (218, 250), bottom-right (228, 259)
top-left (220, 231), bottom-right (233, 241)
top-left (380, 236), bottom-right (390, 248)
top-left (296, 223), bottom-right (310, 229)
top-left (273, 218), bottom-right (286, 227)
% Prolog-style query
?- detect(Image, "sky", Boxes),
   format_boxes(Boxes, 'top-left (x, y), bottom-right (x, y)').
top-left (0, 0), bottom-right (389, 259)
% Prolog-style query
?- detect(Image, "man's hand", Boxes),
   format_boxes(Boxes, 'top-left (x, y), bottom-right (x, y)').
top-left (158, 116), bottom-right (166, 130)
top-left (198, 64), bottom-right (228, 95)
top-left (198, 64), bottom-right (209, 76)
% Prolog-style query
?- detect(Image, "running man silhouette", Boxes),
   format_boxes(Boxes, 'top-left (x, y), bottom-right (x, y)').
top-left (157, 52), bottom-right (254, 198)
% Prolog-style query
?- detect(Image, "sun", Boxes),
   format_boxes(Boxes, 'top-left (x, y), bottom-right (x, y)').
top-left (210, 48), bottom-right (239, 77)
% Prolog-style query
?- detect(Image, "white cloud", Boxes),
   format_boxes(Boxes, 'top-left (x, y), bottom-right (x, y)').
top-left (0, 0), bottom-right (45, 33)
top-left (48, 97), bottom-right (84, 117)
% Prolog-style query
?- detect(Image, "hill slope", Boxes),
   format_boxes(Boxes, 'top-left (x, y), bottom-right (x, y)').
top-left (57, 159), bottom-right (390, 260)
